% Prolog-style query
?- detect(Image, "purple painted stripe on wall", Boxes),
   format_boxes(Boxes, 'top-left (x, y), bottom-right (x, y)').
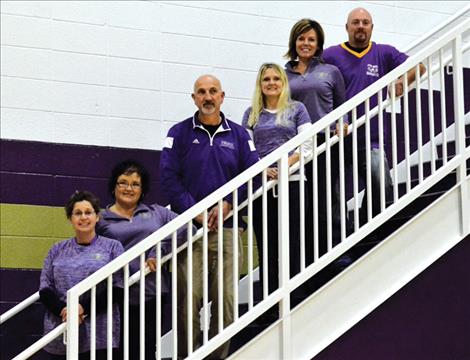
top-left (1, 139), bottom-right (167, 206)
top-left (0, 269), bottom-right (41, 304)
top-left (316, 235), bottom-right (470, 360)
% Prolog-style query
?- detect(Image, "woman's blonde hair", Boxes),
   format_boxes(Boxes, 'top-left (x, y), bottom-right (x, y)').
top-left (247, 63), bottom-right (293, 128)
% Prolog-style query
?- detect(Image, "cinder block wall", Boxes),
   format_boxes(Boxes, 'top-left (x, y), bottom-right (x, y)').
top-left (0, 2), bottom-right (468, 356)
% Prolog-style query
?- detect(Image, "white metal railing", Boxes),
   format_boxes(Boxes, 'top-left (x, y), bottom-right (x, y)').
top-left (2, 7), bottom-right (469, 360)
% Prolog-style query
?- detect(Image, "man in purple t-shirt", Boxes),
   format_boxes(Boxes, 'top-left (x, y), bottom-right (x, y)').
top-left (323, 7), bottom-right (425, 226)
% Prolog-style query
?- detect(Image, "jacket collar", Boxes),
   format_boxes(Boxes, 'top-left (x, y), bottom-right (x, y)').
top-left (101, 202), bottom-right (150, 220)
top-left (192, 111), bottom-right (231, 131)
top-left (285, 57), bottom-right (321, 74)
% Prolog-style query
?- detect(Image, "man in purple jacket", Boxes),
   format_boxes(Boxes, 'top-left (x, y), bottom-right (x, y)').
top-left (159, 74), bottom-right (259, 358)
top-left (323, 7), bottom-right (425, 226)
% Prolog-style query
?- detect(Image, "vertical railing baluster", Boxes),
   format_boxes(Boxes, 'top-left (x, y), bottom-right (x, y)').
top-left (277, 153), bottom-right (291, 359)
top-left (439, 49), bottom-right (448, 165)
top-left (338, 116), bottom-right (346, 243)
top-left (427, 56), bottom-right (436, 174)
top-left (416, 64), bottom-right (424, 183)
top-left (217, 200), bottom-right (224, 333)
top-left (172, 232), bottom-right (177, 360)
top-left (107, 275), bottom-right (112, 360)
top-left (247, 179), bottom-right (254, 310)
top-left (352, 108), bottom-right (359, 232)
top-left (365, 98), bottom-right (372, 222)
top-left (325, 128), bottom-right (332, 252)
top-left (262, 170), bottom-right (268, 299)
top-left (155, 243), bottom-right (162, 360)
top-left (312, 135), bottom-right (319, 260)
top-left (123, 264), bottom-right (129, 360)
top-left (90, 286), bottom-right (96, 360)
top-left (299, 145), bottom-right (306, 270)
top-left (187, 222), bottom-right (193, 355)
top-left (139, 254), bottom-right (145, 360)
top-left (378, 89), bottom-right (386, 212)
top-left (202, 210), bottom-right (209, 345)
top-left (403, 74), bottom-right (411, 193)
top-left (232, 190), bottom-right (239, 321)
top-left (391, 80), bottom-right (399, 203)
top-left (67, 290), bottom-right (80, 358)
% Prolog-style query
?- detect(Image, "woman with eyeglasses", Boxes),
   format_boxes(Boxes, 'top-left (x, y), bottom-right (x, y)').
top-left (96, 159), bottom-right (184, 359)
top-left (242, 63), bottom-right (312, 297)
top-left (39, 190), bottom-right (124, 359)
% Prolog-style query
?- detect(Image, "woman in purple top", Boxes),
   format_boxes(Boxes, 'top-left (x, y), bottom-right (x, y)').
top-left (285, 19), bottom-right (348, 259)
top-left (96, 160), bottom-right (183, 359)
top-left (39, 191), bottom-right (124, 359)
top-left (242, 63), bottom-right (312, 297)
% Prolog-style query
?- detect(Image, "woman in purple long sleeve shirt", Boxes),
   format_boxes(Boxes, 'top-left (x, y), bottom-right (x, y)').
top-left (285, 19), bottom-right (347, 260)
top-left (96, 160), bottom-right (186, 359)
top-left (39, 191), bottom-right (124, 359)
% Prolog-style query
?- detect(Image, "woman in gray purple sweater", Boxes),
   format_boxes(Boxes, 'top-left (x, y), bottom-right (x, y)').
top-left (242, 63), bottom-right (312, 298)
top-left (96, 160), bottom-right (188, 359)
top-left (39, 191), bottom-right (124, 359)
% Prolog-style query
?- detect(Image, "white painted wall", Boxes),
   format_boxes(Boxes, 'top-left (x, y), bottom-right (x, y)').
top-left (1, 1), bottom-right (468, 150)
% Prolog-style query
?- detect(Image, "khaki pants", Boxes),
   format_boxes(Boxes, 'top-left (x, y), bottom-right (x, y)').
top-left (177, 228), bottom-right (243, 359)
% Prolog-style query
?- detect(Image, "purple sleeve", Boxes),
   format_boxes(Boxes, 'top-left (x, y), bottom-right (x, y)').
top-left (226, 128), bottom-right (260, 205)
top-left (147, 206), bottom-right (197, 258)
top-left (331, 66), bottom-right (346, 111)
top-left (241, 107), bottom-right (251, 129)
top-left (159, 126), bottom-right (198, 214)
top-left (39, 244), bottom-right (66, 316)
top-left (387, 45), bottom-right (408, 70)
top-left (39, 244), bottom-right (57, 291)
top-left (295, 102), bottom-right (312, 127)
top-left (111, 241), bottom-right (124, 288)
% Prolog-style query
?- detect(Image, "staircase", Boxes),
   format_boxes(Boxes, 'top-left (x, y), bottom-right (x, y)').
top-left (229, 123), bottom-right (470, 359)
top-left (1, 6), bottom-right (469, 360)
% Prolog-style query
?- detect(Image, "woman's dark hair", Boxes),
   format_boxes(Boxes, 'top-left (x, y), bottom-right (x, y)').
top-left (65, 190), bottom-right (101, 219)
top-left (284, 18), bottom-right (325, 61)
top-left (108, 159), bottom-right (150, 201)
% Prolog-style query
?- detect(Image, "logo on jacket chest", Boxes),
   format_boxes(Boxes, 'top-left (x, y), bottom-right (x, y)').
top-left (366, 64), bottom-right (379, 78)
top-left (220, 140), bottom-right (235, 150)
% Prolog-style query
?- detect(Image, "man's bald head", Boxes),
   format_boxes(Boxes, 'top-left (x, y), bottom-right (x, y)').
top-left (347, 7), bottom-right (373, 25)
top-left (193, 74), bottom-right (222, 93)
top-left (346, 7), bottom-right (374, 48)
top-left (192, 74), bottom-right (225, 121)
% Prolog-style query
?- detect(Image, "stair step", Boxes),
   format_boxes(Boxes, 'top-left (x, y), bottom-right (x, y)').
top-left (436, 134), bottom-right (470, 158)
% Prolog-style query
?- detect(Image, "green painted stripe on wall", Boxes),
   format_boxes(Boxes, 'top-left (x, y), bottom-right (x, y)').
top-left (1, 204), bottom-right (72, 238)
top-left (1, 203), bottom-right (74, 269)
top-left (1, 236), bottom-right (64, 269)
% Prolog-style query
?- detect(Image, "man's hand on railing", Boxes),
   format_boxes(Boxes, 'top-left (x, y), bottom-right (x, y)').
top-left (146, 257), bottom-right (157, 272)
top-left (335, 122), bottom-right (349, 137)
top-left (60, 304), bottom-right (85, 324)
top-left (207, 201), bottom-right (232, 231)
top-left (394, 78), bottom-right (404, 97)
top-left (266, 167), bottom-right (279, 180)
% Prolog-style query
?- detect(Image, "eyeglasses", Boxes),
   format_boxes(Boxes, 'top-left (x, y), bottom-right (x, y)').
top-left (116, 181), bottom-right (142, 190)
top-left (72, 210), bottom-right (96, 218)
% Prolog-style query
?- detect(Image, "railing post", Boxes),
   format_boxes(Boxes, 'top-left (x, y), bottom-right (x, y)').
top-left (277, 153), bottom-right (291, 359)
top-left (66, 289), bottom-right (80, 359)
top-left (452, 34), bottom-right (469, 236)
